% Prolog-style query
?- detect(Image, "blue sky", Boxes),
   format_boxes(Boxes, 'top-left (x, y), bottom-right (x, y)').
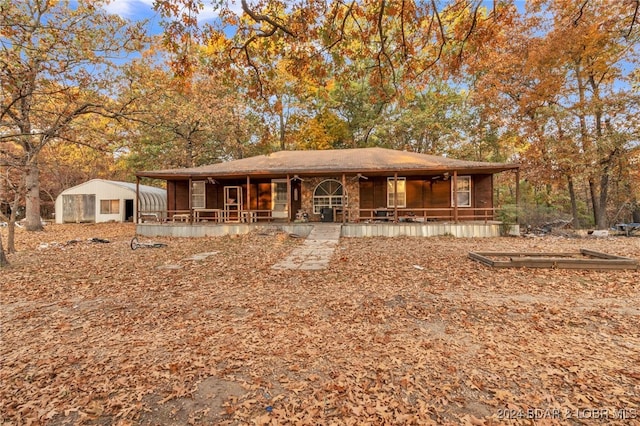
top-left (101, 0), bottom-right (243, 33)
top-left (103, 0), bottom-right (528, 19)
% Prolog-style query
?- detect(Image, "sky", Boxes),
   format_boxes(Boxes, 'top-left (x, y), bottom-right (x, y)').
top-left (101, 0), bottom-right (243, 32)
top-left (102, 0), bottom-right (158, 18)
top-left (103, 0), bottom-right (528, 20)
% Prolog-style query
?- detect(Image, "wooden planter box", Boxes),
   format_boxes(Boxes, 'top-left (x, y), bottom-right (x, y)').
top-left (468, 249), bottom-right (639, 270)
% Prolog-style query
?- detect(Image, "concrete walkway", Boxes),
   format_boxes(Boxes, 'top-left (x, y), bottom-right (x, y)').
top-left (272, 224), bottom-right (342, 270)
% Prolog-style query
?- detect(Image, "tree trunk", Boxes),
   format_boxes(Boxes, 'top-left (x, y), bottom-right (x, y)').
top-left (596, 169), bottom-right (610, 230)
top-left (25, 161), bottom-right (43, 231)
top-left (7, 188), bottom-right (21, 253)
top-left (8, 213), bottom-right (17, 254)
top-left (567, 175), bottom-right (579, 228)
top-left (186, 138), bottom-right (193, 168)
top-left (574, 60), bottom-right (604, 229)
top-left (278, 107), bottom-right (286, 151)
top-left (588, 179), bottom-right (603, 229)
top-left (590, 74), bottom-right (609, 230)
top-left (0, 230), bottom-right (8, 267)
top-left (632, 202), bottom-right (640, 223)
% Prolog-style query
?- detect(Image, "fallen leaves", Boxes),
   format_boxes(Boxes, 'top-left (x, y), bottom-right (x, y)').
top-left (1, 224), bottom-right (639, 424)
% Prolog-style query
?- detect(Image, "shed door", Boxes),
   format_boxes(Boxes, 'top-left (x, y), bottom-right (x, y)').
top-left (125, 199), bottom-right (134, 222)
top-left (62, 194), bottom-right (96, 223)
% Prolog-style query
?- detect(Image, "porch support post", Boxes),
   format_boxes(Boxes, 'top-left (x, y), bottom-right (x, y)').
top-left (286, 174), bottom-right (291, 223)
top-left (393, 172), bottom-right (398, 223)
top-left (246, 175), bottom-right (251, 219)
top-left (188, 177), bottom-right (193, 224)
top-left (341, 173), bottom-right (346, 224)
top-left (136, 176), bottom-right (140, 224)
top-left (515, 168), bottom-right (520, 224)
top-left (453, 170), bottom-right (458, 223)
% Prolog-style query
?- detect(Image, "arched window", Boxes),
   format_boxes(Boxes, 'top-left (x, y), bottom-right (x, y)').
top-left (313, 179), bottom-right (346, 214)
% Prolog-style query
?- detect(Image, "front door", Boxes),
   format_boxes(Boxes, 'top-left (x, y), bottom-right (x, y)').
top-left (290, 180), bottom-right (302, 220)
top-left (271, 179), bottom-right (288, 219)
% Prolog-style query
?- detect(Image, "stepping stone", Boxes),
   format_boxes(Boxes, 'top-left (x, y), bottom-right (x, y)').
top-left (185, 251), bottom-right (219, 261)
top-left (156, 264), bottom-right (183, 270)
top-left (272, 224), bottom-right (341, 270)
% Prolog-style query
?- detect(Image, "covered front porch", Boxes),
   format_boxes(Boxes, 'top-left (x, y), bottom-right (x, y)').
top-left (135, 171), bottom-right (519, 226)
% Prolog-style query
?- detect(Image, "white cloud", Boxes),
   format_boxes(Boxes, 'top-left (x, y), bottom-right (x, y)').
top-left (102, 0), bottom-right (244, 22)
top-left (102, 0), bottom-right (155, 18)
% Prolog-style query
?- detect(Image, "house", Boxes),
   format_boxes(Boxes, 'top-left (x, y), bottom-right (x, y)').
top-left (55, 179), bottom-right (166, 224)
top-left (135, 148), bottom-right (519, 232)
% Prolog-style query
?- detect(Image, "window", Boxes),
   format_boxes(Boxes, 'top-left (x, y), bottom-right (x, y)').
top-left (192, 181), bottom-right (206, 209)
top-left (387, 177), bottom-right (406, 208)
top-left (100, 199), bottom-right (119, 214)
top-left (313, 179), bottom-right (346, 214)
top-left (452, 176), bottom-right (471, 207)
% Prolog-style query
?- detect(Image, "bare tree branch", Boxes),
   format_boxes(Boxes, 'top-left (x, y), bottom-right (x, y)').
top-left (376, 0), bottom-right (398, 92)
top-left (400, 0), bottom-right (408, 60)
top-left (627, 0), bottom-right (639, 38)
top-left (458, 3), bottom-right (480, 61)
top-left (326, 1), bottom-right (356, 51)
top-left (573, 0), bottom-right (589, 27)
top-left (243, 44), bottom-right (265, 100)
top-left (241, 0), bottom-right (296, 38)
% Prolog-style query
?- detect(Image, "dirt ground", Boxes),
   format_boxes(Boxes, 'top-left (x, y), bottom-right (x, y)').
top-left (1, 223), bottom-right (639, 425)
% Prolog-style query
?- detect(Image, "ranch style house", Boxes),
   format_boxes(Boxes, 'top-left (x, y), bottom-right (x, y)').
top-left (135, 148), bottom-right (519, 234)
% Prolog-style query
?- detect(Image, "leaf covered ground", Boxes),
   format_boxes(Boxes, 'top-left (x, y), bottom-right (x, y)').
top-left (1, 223), bottom-right (639, 425)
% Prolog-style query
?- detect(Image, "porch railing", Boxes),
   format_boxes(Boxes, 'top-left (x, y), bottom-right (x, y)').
top-left (138, 209), bottom-right (276, 224)
top-left (356, 207), bottom-right (497, 223)
top-left (138, 207), bottom-right (497, 224)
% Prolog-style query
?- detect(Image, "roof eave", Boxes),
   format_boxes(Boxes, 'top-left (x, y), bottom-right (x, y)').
top-left (136, 163), bottom-right (519, 180)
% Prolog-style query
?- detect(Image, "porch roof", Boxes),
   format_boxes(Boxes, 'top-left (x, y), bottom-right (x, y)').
top-left (137, 147), bottom-right (519, 180)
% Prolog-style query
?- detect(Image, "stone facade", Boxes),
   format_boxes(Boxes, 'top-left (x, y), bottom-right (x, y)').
top-left (299, 176), bottom-right (360, 222)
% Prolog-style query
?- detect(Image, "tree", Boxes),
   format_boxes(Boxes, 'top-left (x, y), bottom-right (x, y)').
top-left (0, 140), bottom-right (27, 254)
top-left (375, 82), bottom-right (470, 156)
top-left (291, 108), bottom-right (351, 150)
top-left (155, 1), bottom-right (507, 97)
top-left (461, 0), bottom-right (639, 229)
top-left (234, 53), bottom-right (309, 152)
top-left (116, 46), bottom-right (255, 172)
top-left (0, 161), bottom-right (14, 264)
top-left (0, 0), bottom-right (146, 231)
top-left (532, 0), bottom-right (639, 228)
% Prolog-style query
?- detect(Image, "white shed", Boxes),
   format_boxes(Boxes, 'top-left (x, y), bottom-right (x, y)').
top-left (54, 179), bottom-right (166, 224)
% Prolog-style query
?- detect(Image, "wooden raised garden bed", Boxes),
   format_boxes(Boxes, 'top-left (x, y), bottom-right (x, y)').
top-left (468, 249), bottom-right (639, 270)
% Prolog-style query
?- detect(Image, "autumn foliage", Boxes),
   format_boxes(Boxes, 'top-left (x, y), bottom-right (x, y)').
top-left (2, 1), bottom-right (639, 235)
top-left (1, 224), bottom-right (639, 424)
